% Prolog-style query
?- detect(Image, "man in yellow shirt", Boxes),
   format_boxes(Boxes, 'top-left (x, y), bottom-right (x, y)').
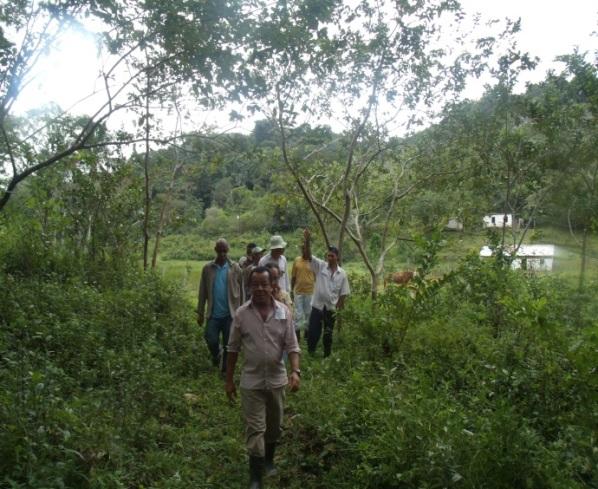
top-left (291, 245), bottom-right (315, 340)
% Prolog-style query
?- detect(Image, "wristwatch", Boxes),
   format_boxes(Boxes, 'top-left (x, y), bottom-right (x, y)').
top-left (292, 369), bottom-right (301, 377)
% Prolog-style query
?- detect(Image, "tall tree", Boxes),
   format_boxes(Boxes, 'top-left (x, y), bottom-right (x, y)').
top-left (0, 0), bottom-right (247, 212)
top-left (534, 52), bottom-right (598, 289)
top-left (242, 0), bottom-right (495, 297)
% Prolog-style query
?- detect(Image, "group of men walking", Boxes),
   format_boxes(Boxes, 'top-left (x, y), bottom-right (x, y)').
top-left (196, 229), bottom-right (350, 488)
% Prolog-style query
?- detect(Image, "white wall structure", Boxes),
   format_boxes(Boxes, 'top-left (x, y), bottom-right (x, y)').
top-left (482, 214), bottom-right (524, 230)
top-left (479, 244), bottom-right (555, 271)
top-left (445, 218), bottom-right (464, 231)
top-left (512, 245), bottom-right (555, 271)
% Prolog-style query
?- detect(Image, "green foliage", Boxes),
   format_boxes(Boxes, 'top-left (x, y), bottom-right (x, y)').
top-left (0, 268), bottom-right (247, 488)
top-left (0, 154), bottom-right (141, 284)
top-left (293, 250), bottom-right (597, 489)
top-left (1, 227), bottom-right (597, 488)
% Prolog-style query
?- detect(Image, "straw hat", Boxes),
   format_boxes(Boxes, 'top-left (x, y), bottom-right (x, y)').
top-left (269, 235), bottom-right (287, 249)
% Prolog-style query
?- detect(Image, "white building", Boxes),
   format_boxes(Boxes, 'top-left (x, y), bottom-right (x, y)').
top-left (445, 218), bottom-right (464, 231)
top-left (482, 214), bottom-right (524, 230)
top-left (479, 244), bottom-right (555, 271)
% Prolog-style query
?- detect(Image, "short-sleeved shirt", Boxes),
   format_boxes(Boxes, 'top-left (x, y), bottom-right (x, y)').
top-left (212, 262), bottom-right (230, 318)
top-left (228, 299), bottom-right (300, 390)
top-left (292, 256), bottom-right (315, 294)
top-left (310, 256), bottom-right (350, 311)
top-left (258, 254), bottom-right (291, 293)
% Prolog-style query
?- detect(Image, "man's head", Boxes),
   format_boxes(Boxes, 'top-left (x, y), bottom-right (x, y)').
top-left (269, 235), bottom-right (287, 259)
top-left (251, 246), bottom-right (263, 264)
top-left (246, 242), bottom-right (257, 256)
top-left (249, 266), bottom-right (273, 305)
top-left (265, 263), bottom-right (280, 290)
top-left (214, 238), bottom-right (229, 264)
top-left (326, 245), bottom-right (339, 267)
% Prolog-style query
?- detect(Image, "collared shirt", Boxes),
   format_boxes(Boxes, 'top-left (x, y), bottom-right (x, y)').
top-left (292, 256), bottom-right (315, 294)
top-left (212, 262), bottom-right (230, 318)
top-left (228, 299), bottom-right (300, 390)
top-left (310, 256), bottom-right (350, 311)
top-left (258, 254), bottom-right (291, 293)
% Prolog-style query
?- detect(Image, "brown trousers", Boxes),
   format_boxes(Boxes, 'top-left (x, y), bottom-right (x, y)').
top-left (240, 386), bottom-right (285, 457)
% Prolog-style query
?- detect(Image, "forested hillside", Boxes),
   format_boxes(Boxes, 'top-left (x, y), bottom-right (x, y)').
top-left (1, 1), bottom-right (597, 488)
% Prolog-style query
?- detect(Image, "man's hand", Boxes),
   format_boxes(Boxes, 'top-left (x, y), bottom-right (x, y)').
top-left (225, 380), bottom-right (237, 401)
top-left (197, 314), bottom-right (204, 327)
top-left (303, 228), bottom-right (311, 241)
top-left (288, 372), bottom-right (300, 392)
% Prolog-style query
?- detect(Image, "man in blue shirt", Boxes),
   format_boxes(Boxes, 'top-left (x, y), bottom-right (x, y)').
top-left (197, 239), bottom-right (244, 373)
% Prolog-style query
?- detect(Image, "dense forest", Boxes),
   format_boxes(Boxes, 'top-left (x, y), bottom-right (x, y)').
top-left (1, 1), bottom-right (597, 488)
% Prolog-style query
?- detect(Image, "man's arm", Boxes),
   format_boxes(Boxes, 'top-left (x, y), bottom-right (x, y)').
top-left (234, 262), bottom-right (245, 304)
top-left (336, 295), bottom-right (347, 311)
top-left (291, 258), bottom-right (297, 296)
top-left (288, 352), bottom-right (300, 392)
top-left (283, 257), bottom-right (291, 292)
top-left (302, 228), bottom-right (311, 260)
top-left (225, 352), bottom-right (238, 401)
top-left (225, 312), bottom-right (243, 400)
top-left (197, 266), bottom-right (208, 326)
top-left (339, 273), bottom-right (351, 305)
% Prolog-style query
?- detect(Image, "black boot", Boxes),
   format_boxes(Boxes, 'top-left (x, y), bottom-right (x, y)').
top-left (249, 456), bottom-right (264, 489)
top-left (265, 442), bottom-right (277, 476)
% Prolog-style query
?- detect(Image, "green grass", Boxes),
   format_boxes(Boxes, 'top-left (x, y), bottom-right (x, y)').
top-left (155, 226), bottom-right (598, 299)
top-left (154, 259), bottom-right (207, 303)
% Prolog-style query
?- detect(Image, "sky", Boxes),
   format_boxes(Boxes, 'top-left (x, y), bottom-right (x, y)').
top-left (13, 0), bottom-right (598, 135)
top-left (459, 0), bottom-right (597, 99)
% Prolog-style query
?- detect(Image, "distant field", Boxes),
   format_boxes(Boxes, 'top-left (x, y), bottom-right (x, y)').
top-left (157, 226), bottom-right (598, 301)
top-left (154, 259), bottom-right (207, 303)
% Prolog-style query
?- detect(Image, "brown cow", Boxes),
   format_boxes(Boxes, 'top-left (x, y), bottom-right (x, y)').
top-left (384, 270), bottom-right (416, 287)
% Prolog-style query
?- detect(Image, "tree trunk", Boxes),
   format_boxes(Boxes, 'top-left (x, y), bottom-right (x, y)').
top-left (151, 163), bottom-right (182, 269)
top-left (142, 67), bottom-right (151, 271)
top-left (369, 269), bottom-right (379, 300)
top-left (579, 227), bottom-right (588, 291)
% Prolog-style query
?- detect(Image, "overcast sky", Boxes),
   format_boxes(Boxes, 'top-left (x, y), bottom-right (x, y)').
top-left (460, 0), bottom-right (597, 99)
top-left (14, 0), bottom-right (598, 134)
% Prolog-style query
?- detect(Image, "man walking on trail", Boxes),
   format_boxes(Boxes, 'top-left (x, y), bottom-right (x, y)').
top-left (302, 228), bottom-right (350, 357)
top-left (239, 242), bottom-right (257, 268)
top-left (225, 266), bottom-right (301, 489)
top-left (197, 238), bottom-right (243, 373)
top-left (259, 235), bottom-right (291, 293)
top-left (291, 245), bottom-right (315, 341)
top-left (242, 246), bottom-right (263, 302)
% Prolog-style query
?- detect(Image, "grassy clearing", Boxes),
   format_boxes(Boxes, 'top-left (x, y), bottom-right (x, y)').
top-left (154, 259), bottom-right (207, 303)
top-left (156, 226), bottom-right (598, 296)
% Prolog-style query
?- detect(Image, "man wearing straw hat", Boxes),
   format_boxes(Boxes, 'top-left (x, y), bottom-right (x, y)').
top-left (258, 235), bottom-right (291, 293)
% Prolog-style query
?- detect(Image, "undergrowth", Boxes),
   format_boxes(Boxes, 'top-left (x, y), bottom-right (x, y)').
top-left (1, 242), bottom-right (596, 488)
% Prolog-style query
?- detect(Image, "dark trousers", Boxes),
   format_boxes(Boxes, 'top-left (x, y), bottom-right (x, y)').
top-left (307, 306), bottom-right (335, 356)
top-left (204, 315), bottom-right (232, 371)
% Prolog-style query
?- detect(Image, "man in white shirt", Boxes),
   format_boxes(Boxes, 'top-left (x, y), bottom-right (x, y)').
top-left (302, 228), bottom-right (350, 357)
top-left (258, 235), bottom-right (291, 293)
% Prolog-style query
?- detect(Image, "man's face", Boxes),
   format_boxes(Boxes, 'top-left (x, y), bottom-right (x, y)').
top-left (215, 242), bottom-right (229, 261)
top-left (326, 251), bottom-right (338, 267)
top-left (269, 268), bottom-right (280, 289)
top-left (250, 271), bottom-right (272, 305)
top-left (271, 248), bottom-right (284, 259)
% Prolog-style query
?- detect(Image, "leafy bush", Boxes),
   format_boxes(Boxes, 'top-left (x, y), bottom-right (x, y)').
top-left (0, 269), bottom-right (247, 488)
top-left (304, 252), bottom-right (598, 489)
top-left (1, 229), bottom-right (596, 488)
